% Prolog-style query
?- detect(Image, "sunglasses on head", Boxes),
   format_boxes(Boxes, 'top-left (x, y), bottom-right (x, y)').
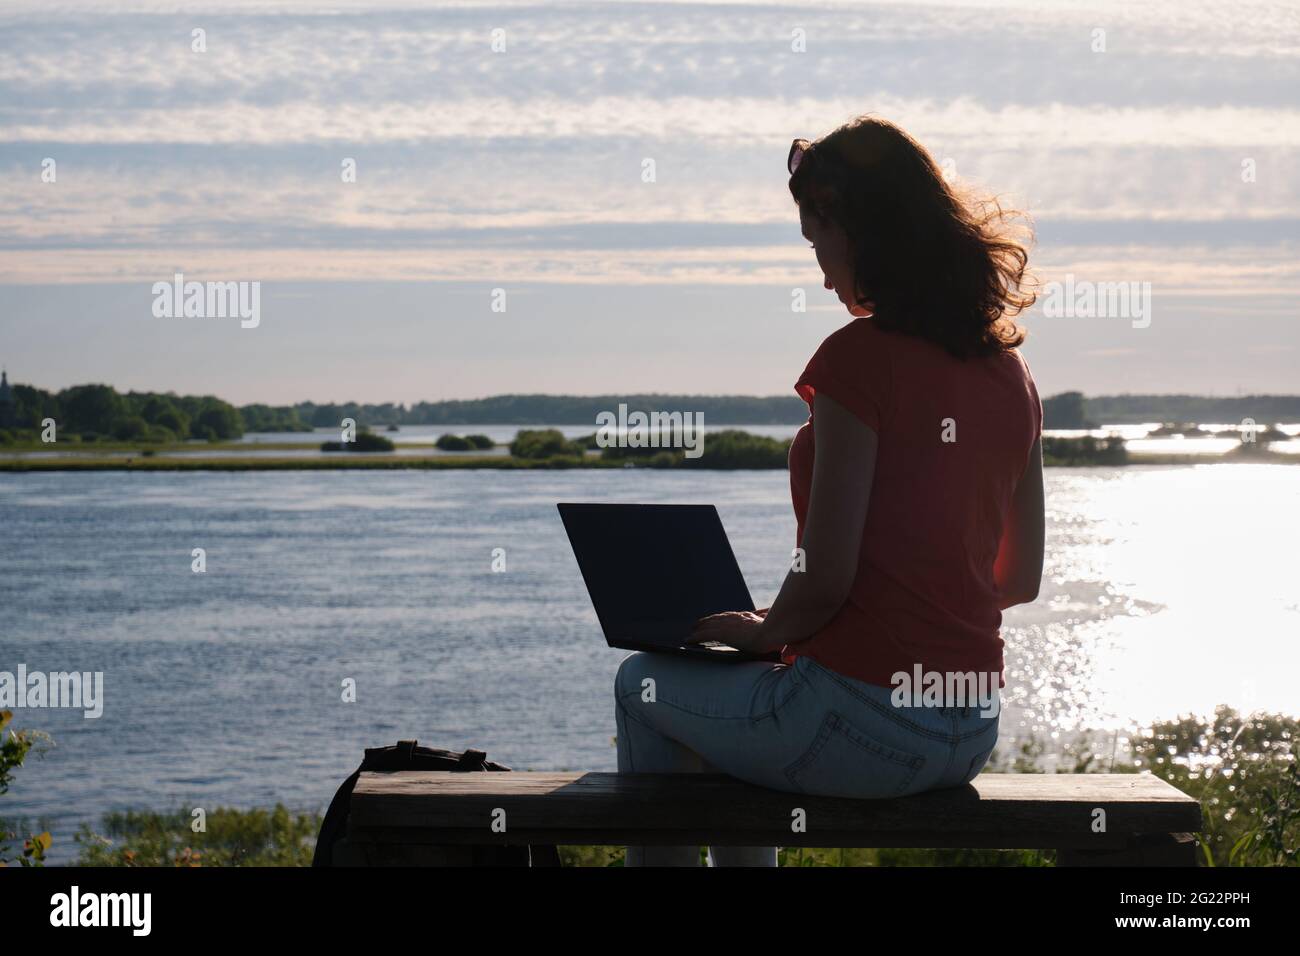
top-left (787, 138), bottom-right (811, 175)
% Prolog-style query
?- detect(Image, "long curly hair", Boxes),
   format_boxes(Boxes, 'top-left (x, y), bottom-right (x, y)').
top-left (788, 115), bottom-right (1035, 358)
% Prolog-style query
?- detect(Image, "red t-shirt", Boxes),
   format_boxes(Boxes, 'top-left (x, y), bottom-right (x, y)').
top-left (785, 316), bottom-right (1042, 689)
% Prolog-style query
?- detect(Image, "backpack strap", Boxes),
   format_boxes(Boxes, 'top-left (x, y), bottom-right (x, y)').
top-left (457, 749), bottom-right (488, 771)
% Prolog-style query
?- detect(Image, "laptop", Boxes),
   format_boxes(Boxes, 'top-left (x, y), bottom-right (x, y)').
top-left (557, 502), bottom-right (782, 662)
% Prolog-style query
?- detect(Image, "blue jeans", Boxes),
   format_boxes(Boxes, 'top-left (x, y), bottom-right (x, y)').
top-left (614, 650), bottom-right (999, 866)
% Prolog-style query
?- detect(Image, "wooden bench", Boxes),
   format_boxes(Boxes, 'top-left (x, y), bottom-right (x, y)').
top-left (338, 771), bottom-right (1202, 866)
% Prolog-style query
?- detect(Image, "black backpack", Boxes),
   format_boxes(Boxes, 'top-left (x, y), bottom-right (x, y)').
top-left (312, 740), bottom-right (562, 867)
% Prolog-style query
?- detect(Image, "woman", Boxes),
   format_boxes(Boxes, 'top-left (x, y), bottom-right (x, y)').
top-left (614, 115), bottom-right (1045, 866)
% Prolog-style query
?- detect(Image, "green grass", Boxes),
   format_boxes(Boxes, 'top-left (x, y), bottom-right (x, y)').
top-left (72, 805), bottom-right (320, 867)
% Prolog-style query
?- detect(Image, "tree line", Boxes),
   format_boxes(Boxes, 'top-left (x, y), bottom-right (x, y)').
top-left (259, 392), bottom-right (1300, 430)
top-left (3, 383), bottom-right (244, 442)
top-left (4, 382), bottom-right (1298, 442)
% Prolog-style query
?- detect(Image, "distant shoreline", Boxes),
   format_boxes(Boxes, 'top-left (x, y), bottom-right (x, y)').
top-left (2, 450), bottom-right (1295, 472)
top-left (4, 424), bottom-right (1296, 472)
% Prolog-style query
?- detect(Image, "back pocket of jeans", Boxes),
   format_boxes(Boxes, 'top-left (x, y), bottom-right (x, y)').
top-left (784, 711), bottom-right (926, 799)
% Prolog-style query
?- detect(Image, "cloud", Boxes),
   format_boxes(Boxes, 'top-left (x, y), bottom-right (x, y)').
top-left (0, 0), bottom-right (1295, 286)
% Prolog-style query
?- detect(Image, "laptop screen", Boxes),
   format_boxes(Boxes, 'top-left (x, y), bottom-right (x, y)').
top-left (557, 503), bottom-right (756, 646)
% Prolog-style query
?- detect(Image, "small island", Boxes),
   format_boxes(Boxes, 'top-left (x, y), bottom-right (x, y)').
top-left (320, 431), bottom-right (396, 452)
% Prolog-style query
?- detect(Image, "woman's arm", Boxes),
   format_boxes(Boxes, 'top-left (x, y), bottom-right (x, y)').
top-left (993, 435), bottom-right (1045, 609)
top-left (755, 392), bottom-right (878, 650)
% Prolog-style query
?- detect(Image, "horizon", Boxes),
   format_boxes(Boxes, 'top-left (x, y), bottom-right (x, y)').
top-left (5, 377), bottom-right (1300, 409)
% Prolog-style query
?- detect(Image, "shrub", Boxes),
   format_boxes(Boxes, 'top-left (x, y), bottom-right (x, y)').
top-left (597, 432), bottom-right (676, 461)
top-left (75, 804), bottom-right (320, 867)
top-left (1131, 707), bottom-right (1299, 867)
top-left (321, 430), bottom-right (395, 452)
top-left (0, 711), bottom-right (53, 867)
top-left (682, 429), bottom-right (789, 469)
top-left (436, 434), bottom-right (473, 451)
top-left (599, 430), bottom-right (790, 469)
top-left (509, 429), bottom-right (585, 459)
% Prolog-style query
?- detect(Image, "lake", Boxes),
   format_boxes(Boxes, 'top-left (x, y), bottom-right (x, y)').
top-left (2, 464), bottom-right (1297, 861)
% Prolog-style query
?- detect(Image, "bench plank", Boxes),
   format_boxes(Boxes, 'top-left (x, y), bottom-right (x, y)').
top-left (348, 771), bottom-right (1201, 851)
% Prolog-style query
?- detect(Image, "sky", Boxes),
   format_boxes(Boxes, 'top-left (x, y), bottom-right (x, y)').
top-left (0, 0), bottom-right (1297, 405)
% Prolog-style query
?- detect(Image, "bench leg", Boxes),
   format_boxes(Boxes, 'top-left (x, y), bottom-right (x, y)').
top-left (1056, 832), bottom-right (1198, 867)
